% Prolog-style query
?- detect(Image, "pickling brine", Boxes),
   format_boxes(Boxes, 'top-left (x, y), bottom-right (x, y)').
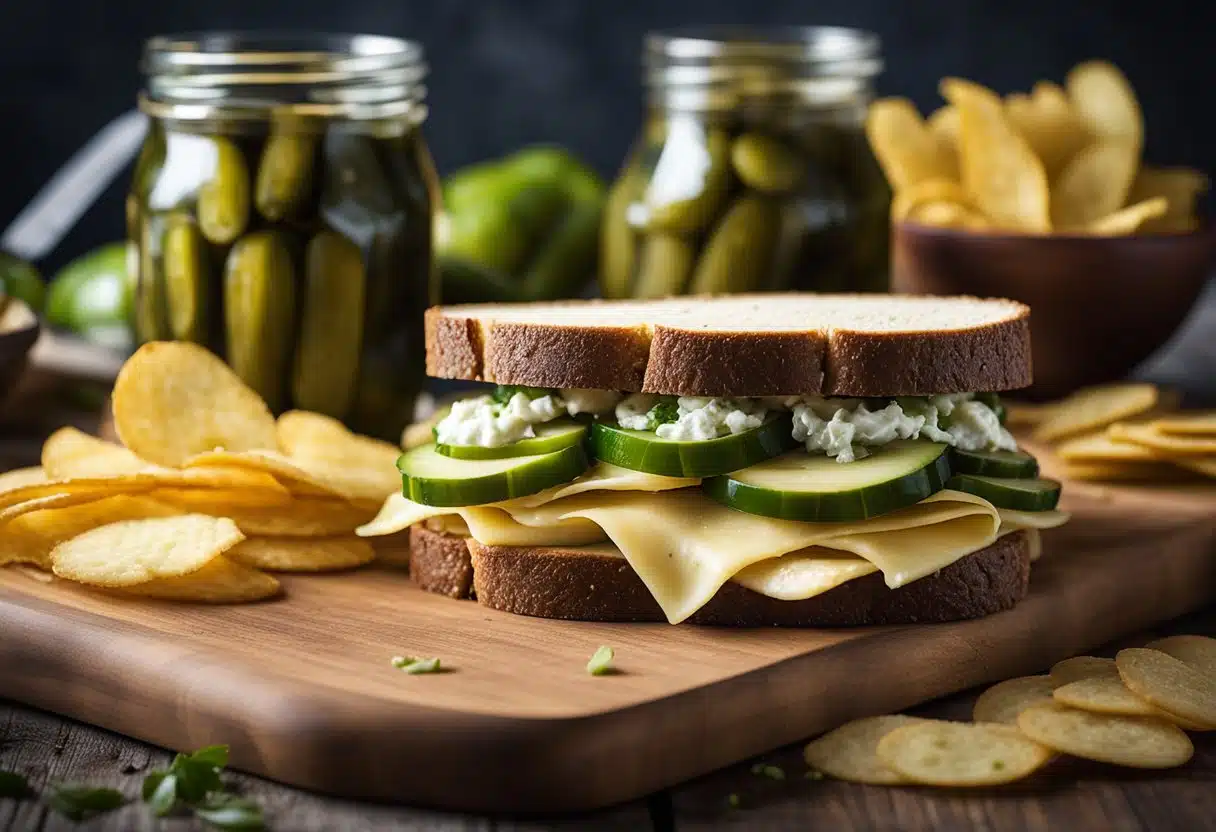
top-left (129, 33), bottom-right (437, 440)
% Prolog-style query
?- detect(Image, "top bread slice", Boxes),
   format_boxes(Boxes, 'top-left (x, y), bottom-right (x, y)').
top-left (425, 293), bottom-right (1031, 396)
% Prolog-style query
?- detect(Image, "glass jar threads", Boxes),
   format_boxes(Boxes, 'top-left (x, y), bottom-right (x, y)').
top-left (601, 27), bottom-right (890, 299)
top-left (130, 33), bottom-right (438, 439)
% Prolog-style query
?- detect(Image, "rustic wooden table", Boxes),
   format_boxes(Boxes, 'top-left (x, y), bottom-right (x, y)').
top-left (3, 285), bottom-right (1215, 832)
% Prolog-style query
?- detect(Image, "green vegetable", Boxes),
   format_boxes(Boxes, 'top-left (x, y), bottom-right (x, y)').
top-left (728, 793), bottom-right (741, 809)
top-left (645, 399), bottom-right (681, 430)
top-left (194, 793), bottom-right (266, 831)
top-left (750, 763), bottom-right (786, 781)
top-left (396, 442), bottom-right (589, 507)
top-left (949, 448), bottom-right (1039, 479)
top-left (0, 769), bottom-right (29, 798)
top-left (438, 145), bottom-right (606, 303)
top-left (704, 441), bottom-right (951, 522)
top-left (46, 242), bottom-right (134, 348)
top-left (590, 415), bottom-right (797, 478)
top-left (46, 783), bottom-right (127, 821)
top-left (392, 655), bottom-right (443, 674)
top-left (946, 474), bottom-right (1062, 512)
top-left (804, 769), bottom-right (824, 780)
top-left (586, 645), bottom-right (615, 676)
top-left (0, 252), bottom-right (44, 313)
top-left (141, 743), bottom-right (230, 814)
top-left (437, 419), bottom-right (588, 460)
top-left (491, 384), bottom-right (552, 404)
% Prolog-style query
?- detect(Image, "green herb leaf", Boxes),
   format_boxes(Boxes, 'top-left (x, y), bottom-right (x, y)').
top-left (145, 772), bottom-right (179, 816)
top-left (992, 760), bottom-right (1006, 771)
top-left (194, 793), bottom-right (266, 831)
top-left (491, 385), bottom-right (551, 405)
top-left (0, 770), bottom-right (29, 798)
top-left (645, 399), bottom-right (680, 430)
top-left (727, 792), bottom-right (741, 809)
top-left (189, 745), bottom-right (230, 769)
top-left (46, 783), bottom-right (126, 821)
top-left (172, 757), bottom-right (223, 803)
top-left (804, 769), bottom-right (824, 781)
top-left (586, 645), bottom-right (615, 676)
top-left (392, 655), bottom-right (443, 674)
top-left (750, 763), bottom-right (785, 781)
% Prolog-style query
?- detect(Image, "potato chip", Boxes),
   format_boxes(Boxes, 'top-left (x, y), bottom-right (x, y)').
top-left (890, 179), bottom-right (973, 221)
top-left (51, 514), bottom-right (244, 587)
top-left (1151, 412), bottom-right (1216, 437)
top-left (1117, 648), bottom-right (1216, 729)
top-left (1006, 82), bottom-right (1090, 176)
top-left (1060, 460), bottom-right (1191, 483)
top-left (1033, 383), bottom-right (1159, 442)
top-left (802, 715), bottom-right (926, 784)
top-left (926, 105), bottom-right (959, 148)
top-left (151, 484), bottom-right (293, 511)
top-left (1109, 422), bottom-right (1216, 456)
top-left (276, 411), bottom-right (403, 501)
top-left (0, 467), bottom-right (48, 491)
top-left (1051, 141), bottom-right (1139, 229)
top-left (1145, 636), bottom-right (1216, 677)
top-left (220, 497), bottom-right (377, 537)
top-left (1066, 61), bottom-right (1143, 148)
top-left (1, 496), bottom-right (179, 570)
top-left (121, 555), bottom-right (280, 603)
top-left (401, 420), bottom-right (435, 451)
top-left (1050, 655), bottom-right (1117, 686)
top-left (184, 449), bottom-right (338, 498)
top-left (0, 492), bottom-right (119, 526)
top-left (908, 200), bottom-right (991, 230)
top-left (865, 98), bottom-right (956, 190)
top-left (973, 675), bottom-right (1056, 725)
top-left (1056, 430), bottom-right (1159, 462)
top-left (228, 536), bottom-right (375, 572)
top-left (1018, 702), bottom-right (1192, 768)
top-left (112, 341), bottom-right (278, 467)
top-left (1003, 401), bottom-right (1058, 427)
top-left (0, 476), bottom-right (158, 515)
top-left (943, 78), bottom-right (1050, 232)
top-left (1176, 458), bottom-right (1216, 478)
top-left (1053, 674), bottom-right (1159, 717)
top-left (1082, 198), bottom-right (1169, 236)
top-left (39, 428), bottom-right (292, 501)
top-left (1129, 166), bottom-right (1209, 232)
top-left (875, 720), bottom-right (1052, 786)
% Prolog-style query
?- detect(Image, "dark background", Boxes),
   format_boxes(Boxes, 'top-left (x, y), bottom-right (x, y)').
top-left (1, 0), bottom-right (1213, 273)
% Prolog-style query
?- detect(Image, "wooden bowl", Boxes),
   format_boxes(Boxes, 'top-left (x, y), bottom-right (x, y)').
top-left (892, 222), bottom-right (1216, 399)
top-left (0, 299), bottom-right (40, 401)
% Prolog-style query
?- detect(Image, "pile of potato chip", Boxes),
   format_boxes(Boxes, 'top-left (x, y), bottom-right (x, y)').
top-left (805, 635), bottom-right (1216, 786)
top-left (1010, 382), bottom-right (1216, 482)
top-left (867, 60), bottom-right (1209, 235)
top-left (0, 342), bottom-right (406, 602)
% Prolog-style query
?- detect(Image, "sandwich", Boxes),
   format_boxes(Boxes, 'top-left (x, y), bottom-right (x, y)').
top-left (357, 294), bottom-right (1069, 626)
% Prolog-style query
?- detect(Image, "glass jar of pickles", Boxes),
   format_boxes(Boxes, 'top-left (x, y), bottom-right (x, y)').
top-left (130, 33), bottom-right (438, 439)
top-left (601, 27), bottom-right (889, 298)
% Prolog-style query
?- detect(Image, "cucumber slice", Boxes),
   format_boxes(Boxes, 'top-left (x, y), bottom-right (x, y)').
top-left (946, 474), bottom-right (1061, 512)
top-left (590, 414), bottom-right (798, 478)
top-left (949, 447), bottom-right (1039, 478)
top-left (703, 440), bottom-right (950, 522)
top-left (436, 419), bottom-right (588, 460)
top-left (397, 443), bottom-right (589, 506)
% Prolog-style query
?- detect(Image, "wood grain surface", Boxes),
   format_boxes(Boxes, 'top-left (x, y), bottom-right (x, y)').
top-left (1, 483), bottom-right (1214, 814)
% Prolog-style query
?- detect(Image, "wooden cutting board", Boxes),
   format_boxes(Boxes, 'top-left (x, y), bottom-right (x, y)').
top-left (1, 482), bottom-right (1214, 814)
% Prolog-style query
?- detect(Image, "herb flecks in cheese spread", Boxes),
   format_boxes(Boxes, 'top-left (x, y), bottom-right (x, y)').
top-left (791, 394), bottom-right (1015, 463)
top-left (615, 395), bottom-right (767, 440)
top-left (436, 386), bottom-right (620, 447)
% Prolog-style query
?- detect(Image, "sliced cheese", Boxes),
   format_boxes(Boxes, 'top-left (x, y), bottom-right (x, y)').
top-left (733, 550), bottom-right (878, 600)
top-left (505, 462), bottom-right (698, 508)
top-left (997, 508), bottom-right (1071, 533)
top-left (357, 492), bottom-right (607, 546)
top-left (527, 489), bottom-right (999, 623)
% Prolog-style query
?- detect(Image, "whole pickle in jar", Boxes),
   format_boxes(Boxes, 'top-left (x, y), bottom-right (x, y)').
top-left (224, 231), bottom-right (297, 412)
top-left (599, 176), bottom-right (639, 299)
top-left (162, 215), bottom-right (210, 344)
top-left (688, 194), bottom-right (782, 295)
top-left (642, 121), bottom-right (732, 234)
top-left (197, 137), bottom-right (252, 245)
top-left (730, 133), bottom-right (807, 194)
top-left (134, 219), bottom-right (170, 343)
top-left (256, 125), bottom-right (319, 221)
top-left (292, 231), bottom-right (366, 420)
top-left (633, 234), bottom-right (696, 298)
top-left (519, 161), bottom-right (604, 300)
top-left (349, 346), bottom-right (421, 442)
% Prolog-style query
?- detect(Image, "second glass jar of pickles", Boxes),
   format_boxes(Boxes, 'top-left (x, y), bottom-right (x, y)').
top-left (130, 33), bottom-right (438, 439)
top-left (601, 27), bottom-right (890, 298)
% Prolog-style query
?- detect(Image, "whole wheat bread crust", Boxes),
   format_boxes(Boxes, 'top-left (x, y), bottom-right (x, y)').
top-left (424, 295), bottom-right (1032, 396)
top-left (408, 525), bottom-right (1031, 626)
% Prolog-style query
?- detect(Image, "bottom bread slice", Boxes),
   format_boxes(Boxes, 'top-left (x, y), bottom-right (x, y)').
top-left (408, 525), bottom-right (1032, 626)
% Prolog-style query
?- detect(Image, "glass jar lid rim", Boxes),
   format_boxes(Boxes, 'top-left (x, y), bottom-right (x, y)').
top-left (143, 31), bottom-right (424, 74)
top-left (646, 25), bottom-right (880, 63)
